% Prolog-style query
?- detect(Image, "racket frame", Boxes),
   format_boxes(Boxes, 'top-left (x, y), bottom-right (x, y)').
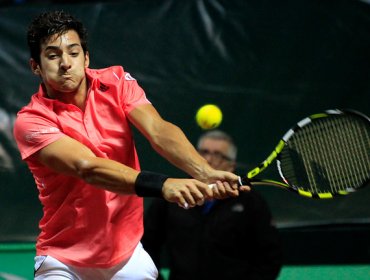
top-left (243, 109), bottom-right (370, 199)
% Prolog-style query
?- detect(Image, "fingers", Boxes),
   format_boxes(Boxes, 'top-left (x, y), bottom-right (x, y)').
top-left (162, 179), bottom-right (207, 209)
top-left (211, 180), bottom-right (239, 199)
top-left (238, 176), bottom-right (251, 192)
top-left (178, 201), bottom-right (189, 209)
top-left (211, 175), bottom-right (251, 194)
top-left (178, 187), bottom-right (205, 209)
top-left (162, 177), bottom-right (248, 210)
top-left (239, 185), bottom-right (251, 192)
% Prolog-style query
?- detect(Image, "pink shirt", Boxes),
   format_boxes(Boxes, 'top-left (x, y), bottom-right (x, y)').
top-left (13, 66), bottom-right (151, 268)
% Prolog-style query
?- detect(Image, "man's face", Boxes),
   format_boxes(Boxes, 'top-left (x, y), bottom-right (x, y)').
top-left (31, 30), bottom-right (89, 98)
top-left (198, 138), bottom-right (235, 172)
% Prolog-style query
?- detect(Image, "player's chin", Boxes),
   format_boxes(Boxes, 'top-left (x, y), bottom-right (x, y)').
top-left (58, 84), bottom-right (80, 93)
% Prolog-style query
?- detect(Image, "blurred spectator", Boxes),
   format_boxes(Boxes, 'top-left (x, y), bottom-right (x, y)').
top-left (142, 130), bottom-right (283, 280)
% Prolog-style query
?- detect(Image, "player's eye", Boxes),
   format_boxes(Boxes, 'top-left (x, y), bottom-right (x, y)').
top-left (47, 54), bottom-right (59, 59)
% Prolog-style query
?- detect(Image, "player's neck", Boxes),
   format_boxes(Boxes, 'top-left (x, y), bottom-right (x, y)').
top-left (43, 80), bottom-right (88, 111)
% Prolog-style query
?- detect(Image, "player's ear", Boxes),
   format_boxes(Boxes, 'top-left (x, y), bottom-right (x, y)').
top-left (84, 51), bottom-right (90, 68)
top-left (30, 58), bottom-right (41, 76)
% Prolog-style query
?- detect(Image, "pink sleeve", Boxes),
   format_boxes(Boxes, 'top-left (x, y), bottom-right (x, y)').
top-left (13, 113), bottom-right (64, 160)
top-left (118, 72), bottom-right (151, 114)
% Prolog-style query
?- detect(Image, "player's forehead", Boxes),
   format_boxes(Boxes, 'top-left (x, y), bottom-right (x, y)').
top-left (41, 30), bottom-right (82, 50)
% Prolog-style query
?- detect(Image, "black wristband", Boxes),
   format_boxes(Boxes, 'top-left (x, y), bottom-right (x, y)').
top-left (134, 171), bottom-right (169, 197)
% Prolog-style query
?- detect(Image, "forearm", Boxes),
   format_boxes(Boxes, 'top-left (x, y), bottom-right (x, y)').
top-left (35, 136), bottom-right (140, 195)
top-left (128, 105), bottom-right (212, 181)
top-left (75, 157), bottom-right (139, 194)
top-left (148, 121), bottom-right (211, 181)
top-left (146, 121), bottom-right (242, 191)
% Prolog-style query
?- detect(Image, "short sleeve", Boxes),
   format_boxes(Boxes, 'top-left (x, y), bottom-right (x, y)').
top-left (13, 113), bottom-right (64, 160)
top-left (111, 68), bottom-right (151, 114)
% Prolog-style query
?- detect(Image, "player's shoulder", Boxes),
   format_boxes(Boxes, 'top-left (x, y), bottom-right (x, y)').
top-left (87, 66), bottom-right (136, 83)
top-left (16, 92), bottom-right (51, 120)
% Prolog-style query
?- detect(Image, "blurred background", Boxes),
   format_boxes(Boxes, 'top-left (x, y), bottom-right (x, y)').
top-left (0, 0), bottom-right (369, 279)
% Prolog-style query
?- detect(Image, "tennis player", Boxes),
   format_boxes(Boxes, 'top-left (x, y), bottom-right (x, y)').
top-left (13, 11), bottom-right (248, 279)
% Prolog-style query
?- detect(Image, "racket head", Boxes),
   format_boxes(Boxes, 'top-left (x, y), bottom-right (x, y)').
top-left (276, 109), bottom-right (370, 198)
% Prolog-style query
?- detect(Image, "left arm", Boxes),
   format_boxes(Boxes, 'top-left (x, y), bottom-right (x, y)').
top-left (128, 104), bottom-right (245, 195)
top-left (129, 104), bottom-right (209, 180)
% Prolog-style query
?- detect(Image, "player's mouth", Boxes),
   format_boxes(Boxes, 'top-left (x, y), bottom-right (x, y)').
top-left (60, 74), bottom-right (74, 81)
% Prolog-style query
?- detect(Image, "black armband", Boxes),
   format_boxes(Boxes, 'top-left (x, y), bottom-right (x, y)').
top-left (134, 171), bottom-right (169, 197)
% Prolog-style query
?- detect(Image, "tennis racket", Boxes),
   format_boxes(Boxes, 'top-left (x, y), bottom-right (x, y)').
top-left (233, 109), bottom-right (370, 199)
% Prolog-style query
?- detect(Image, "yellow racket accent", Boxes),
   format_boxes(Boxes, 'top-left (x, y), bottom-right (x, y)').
top-left (310, 113), bottom-right (328, 119)
top-left (247, 140), bottom-right (286, 179)
top-left (317, 193), bottom-right (333, 199)
top-left (298, 189), bottom-right (313, 197)
top-left (337, 190), bottom-right (349, 195)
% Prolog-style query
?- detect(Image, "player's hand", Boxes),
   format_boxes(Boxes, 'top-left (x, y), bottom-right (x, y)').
top-left (198, 167), bottom-right (251, 196)
top-left (162, 178), bottom-right (213, 209)
top-left (209, 180), bottom-right (239, 199)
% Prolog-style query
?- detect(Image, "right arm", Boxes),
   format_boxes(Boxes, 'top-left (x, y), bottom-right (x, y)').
top-left (34, 135), bottom-right (210, 207)
top-left (35, 135), bottom-right (139, 194)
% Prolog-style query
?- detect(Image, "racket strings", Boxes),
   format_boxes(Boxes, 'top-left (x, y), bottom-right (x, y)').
top-left (312, 116), bottom-right (369, 190)
top-left (324, 118), bottom-right (355, 191)
top-left (280, 115), bottom-right (370, 194)
top-left (352, 119), bottom-right (370, 175)
top-left (326, 118), bottom-right (368, 190)
top-left (339, 117), bottom-right (370, 186)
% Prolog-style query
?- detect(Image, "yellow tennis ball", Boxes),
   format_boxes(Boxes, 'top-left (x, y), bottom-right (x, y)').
top-left (195, 104), bottom-right (223, 130)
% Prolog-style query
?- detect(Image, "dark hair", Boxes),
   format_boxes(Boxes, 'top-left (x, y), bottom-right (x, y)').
top-left (27, 10), bottom-right (88, 63)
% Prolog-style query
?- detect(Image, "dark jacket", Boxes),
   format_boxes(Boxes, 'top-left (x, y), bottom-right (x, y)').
top-left (142, 190), bottom-right (283, 280)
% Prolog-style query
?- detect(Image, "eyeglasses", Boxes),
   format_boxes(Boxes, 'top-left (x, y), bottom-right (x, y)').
top-left (198, 149), bottom-right (233, 162)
